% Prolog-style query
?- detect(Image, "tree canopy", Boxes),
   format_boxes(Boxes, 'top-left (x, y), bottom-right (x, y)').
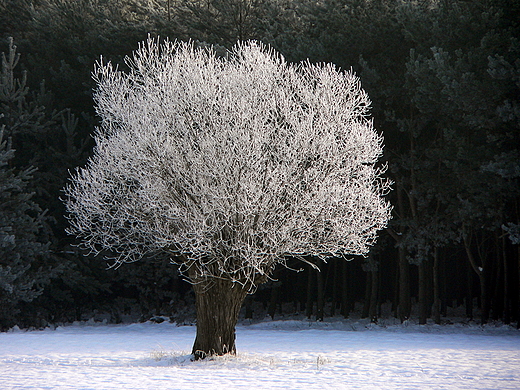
top-left (65, 39), bottom-right (391, 289)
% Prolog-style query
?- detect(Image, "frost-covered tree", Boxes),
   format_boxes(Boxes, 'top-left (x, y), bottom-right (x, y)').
top-left (65, 38), bottom-right (391, 359)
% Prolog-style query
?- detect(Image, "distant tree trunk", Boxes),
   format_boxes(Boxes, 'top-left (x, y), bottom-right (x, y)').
top-left (398, 246), bottom-right (411, 322)
top-left (465, 261), bottom-right (474, 320)
top-left (517, 244), bottom-right (520, 329)
top-left (362, 271), bottom-right (371, 319)
top-left (418, 260), bottom-right (428, 325)
top-left (479, 271), bottom-right (489, 324)
top-left (298, 269), bottom-right (307, 314)
top-left (463, 228), bottom-right (489, 324)
top-left (389, 183), bottom-right (411, 322)
top-left (387, 228), bottom-right (411, 322)
top-left (502, 236), bottom-right (511, 324)
top-left (268, 282), bottom-right (280, 320)
top-left (306, 264), bottom-right (314, 319)
top-left (331, 262), bottom-right (338, 317)
top-left (244, 295), bottom-right (253, 319)
top-left (341, 260), bottom-right (350, 318)
top-left (392, 253), bottom-right (399, 316)
top-left (492, 239), bottom-right (503, 321)
top-left (441, 249), bottom-right (448, 317)
top-left (369, 269), bottom-right (379, 322)
top-left (191, 278), bottom-right (249, 360)
top-left (432, 247), bottom-right (441, 324)
top-left (316, 259), bottom-right (324, 321)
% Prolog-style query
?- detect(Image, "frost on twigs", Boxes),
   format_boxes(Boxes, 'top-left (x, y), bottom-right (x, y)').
top-left (64, 37), bottom-right (392, 289)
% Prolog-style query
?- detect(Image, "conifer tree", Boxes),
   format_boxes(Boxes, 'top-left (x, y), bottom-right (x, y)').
top-left (0, 38), bottom-right (59, 328)
top-left (0, 128), bottom-right (53, 328)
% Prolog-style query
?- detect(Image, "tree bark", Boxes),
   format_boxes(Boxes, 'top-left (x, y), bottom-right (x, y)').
top-left (387, 227), bottom-right (411, 322)
top-left (191, 278), bottom-right (249, 360)
top-left (465, 261), bottom-right (473, 320)
top-left (369, 269), bottom-right (379, 322)
top-left (463, 228), bottom-right (489, 324)
top-left (362, 271), bottom-right (371, 319)
top-left (518, 244), bottom-right (520, 329)
top-left (316, 259), bottom-right (324, 321)
top-left (306, 264), bottom-right (314, 319)
top-left (331, 262), bottom-right (338, 317)
top-left (267, 281), bottom-right (280, 320)
top-left (418, 261), bottom-right (428, 325)
top-left (492, 238), bottom-right (503, 321)
top-left (502, 235), bottom-right (510, 324)
top-left (432, 246), bottom-right (441, 324)
top-left (391, 183), bottom-right (412, 323)
top-left (341, 260), bottom-right (351, 318)
top-left (398, 246), bottom-right (411, 322)
top-left (244, 295), bottom-right (253, 319)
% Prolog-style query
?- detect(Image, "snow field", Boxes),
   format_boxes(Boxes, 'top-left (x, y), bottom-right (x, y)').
top-left (1, 319), bottom-right (519, 389)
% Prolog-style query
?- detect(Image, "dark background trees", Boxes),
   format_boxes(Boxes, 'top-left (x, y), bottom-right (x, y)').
top-left (1, 0), bottom-right (518, 328)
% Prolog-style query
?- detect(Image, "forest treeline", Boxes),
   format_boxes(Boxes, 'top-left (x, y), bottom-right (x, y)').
top-left (1, 0), bottom-right (519, 329)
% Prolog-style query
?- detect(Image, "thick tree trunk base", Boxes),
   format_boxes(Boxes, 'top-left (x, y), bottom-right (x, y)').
top-left (191, 278), bottom-right (249, 360)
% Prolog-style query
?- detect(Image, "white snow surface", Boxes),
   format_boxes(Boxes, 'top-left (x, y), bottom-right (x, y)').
top-left (1, 317), bottom-right (519, 389)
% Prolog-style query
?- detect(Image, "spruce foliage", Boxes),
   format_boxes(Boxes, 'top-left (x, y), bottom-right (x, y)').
top-left (0, 129), bottom-right (54, 328)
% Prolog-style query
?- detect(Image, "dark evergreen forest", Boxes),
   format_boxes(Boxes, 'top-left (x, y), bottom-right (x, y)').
top-left (1, 0), bottom-right (519, 330)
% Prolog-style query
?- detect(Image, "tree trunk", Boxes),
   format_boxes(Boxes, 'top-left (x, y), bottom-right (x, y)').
top-left (465, 261), bottom-right (473, 320)
top-left (316, 259), bottom-right (324, 321)
top-left (369, 269), bottom-right (379, 322)
top-left (387, 227), bottom-right (411, 321)
top-left (341, 260), bottom-right (351, 318)
top-left (398, 246), bottom-right (411, 322)
top-left (502, 235), bottom-right (510, 324)
top-left (479, 272), bottom-right (489, 324)
top-left (392, 253), bottom-right (399, 316)
top-left (492, 239), bottom-right (503, 321)
top-left (362, 271), bottom-right (371, 319)
top-left (391, 183), bottom-right (412, 323)
top-left (331, 262), bottom-right (338, 317)
top-left (432, 247), bottom-right (441, 324)
top-left (441, 248), bottom-right (447, 317)
top-left (517, 244), bottom-right (520, 329)
top-left (418, 261), bottom-right (428, 325)
top-left (244, 295), bottom-right (253, 319)
top-left (306, 264), bottom-right (314, 319)
top-left (267, 281), bottom-right (280, 320)
top-left (463, 229), bottom-right (489, 324)
top-left (191, 278), bottom-right (249, 360)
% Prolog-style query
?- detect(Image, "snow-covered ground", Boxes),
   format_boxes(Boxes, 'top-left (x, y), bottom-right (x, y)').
top-left (1, 317), bottom-right (519, 389)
